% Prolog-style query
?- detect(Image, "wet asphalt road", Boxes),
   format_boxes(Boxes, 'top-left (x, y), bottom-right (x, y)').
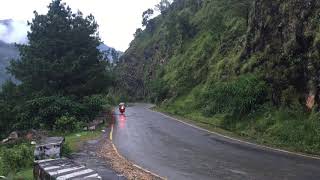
top-left (113, 103), bottom-right (320, 180)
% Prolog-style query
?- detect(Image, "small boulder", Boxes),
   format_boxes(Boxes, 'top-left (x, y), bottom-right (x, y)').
top-left (1, 138), bottom-right (9, 143)
top-left (306, 94), bottom-right (315, 110)
top-left (89, 126), bottom-right (96, 131)
top-left (8, 131), bottom-right (18, 140)
top-left (26, 130), bottom-right (38, 140)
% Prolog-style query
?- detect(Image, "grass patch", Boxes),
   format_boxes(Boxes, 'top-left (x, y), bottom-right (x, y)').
top-left (12, 168), bottom-right (33, 180)
top-left (64, 130), bottom-right (103, 152)
top-left (155, 106), bottom-right (253, 142)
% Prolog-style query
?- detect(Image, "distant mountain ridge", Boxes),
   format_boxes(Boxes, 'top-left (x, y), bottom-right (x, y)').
top-left (98, 43), bottom-right (123, 64)
top-left (0, 19), bottom-right (14, 28)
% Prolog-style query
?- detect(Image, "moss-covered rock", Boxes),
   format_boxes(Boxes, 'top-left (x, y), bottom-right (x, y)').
top-left (242, 0), bottom-right (320, 106)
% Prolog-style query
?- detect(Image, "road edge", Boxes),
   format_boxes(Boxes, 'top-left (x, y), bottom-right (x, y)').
top-left (109, 112), bottom-right (167, 180)
top-left (149, 107), bottom-right (320, 161)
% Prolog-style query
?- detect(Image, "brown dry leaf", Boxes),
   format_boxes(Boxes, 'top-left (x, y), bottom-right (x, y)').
top-left (98, 139), bottom-right (165, 180)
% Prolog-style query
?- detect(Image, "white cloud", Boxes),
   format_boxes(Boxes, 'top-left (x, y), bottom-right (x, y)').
top-left (0, 0), bottom-right (161, 51)
top-left (0, 24), bottom-right (6, 37)
top-left (0, 20), bottom-right (29, 44)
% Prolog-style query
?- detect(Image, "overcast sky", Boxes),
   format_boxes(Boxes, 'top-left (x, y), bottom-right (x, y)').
top-left (0, 0), bottom-right (161, 51)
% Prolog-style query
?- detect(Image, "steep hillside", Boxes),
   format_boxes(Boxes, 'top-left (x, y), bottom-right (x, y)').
top-left (117, 0), bottom-right (252, 100)
top-left (118, 0), bottom-right (320, 106)
top-left (117, 0), bottom-right (320, 153)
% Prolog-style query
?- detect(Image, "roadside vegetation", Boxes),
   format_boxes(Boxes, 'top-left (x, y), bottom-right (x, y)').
top-left (0, 129), bottom-right (105, 178)
top-left (117, 0), bottom-right (320, 155)
top-left (0, 0), bottom-right (117, 177)
top-left (159, 97), bottom-right (320, 155)
top-left (63, 129), bottom-right (104, 153)
top-left (0, 143), bottom-right (34, 179)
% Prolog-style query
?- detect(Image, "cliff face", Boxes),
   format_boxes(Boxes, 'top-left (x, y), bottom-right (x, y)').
top-left (244, 0), bottom-right (319, 55)
top-left (241, 0), bottom-right (320, 105)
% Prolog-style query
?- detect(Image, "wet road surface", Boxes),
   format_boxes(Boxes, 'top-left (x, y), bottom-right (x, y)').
top-left (113, 103), bottom-right (320, 180)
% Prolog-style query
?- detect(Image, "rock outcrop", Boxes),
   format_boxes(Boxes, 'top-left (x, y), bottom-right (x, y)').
top-left (241, 0), bottom-right (320, 106)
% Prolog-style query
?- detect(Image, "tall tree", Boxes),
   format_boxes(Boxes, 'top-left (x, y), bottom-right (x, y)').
top-left (9, 0), bottom-right (111, 97)
top-left (142, 8), bottom-right (154, 27)
top-left (134, 28), bottom-right (143, 37)
top-left (155, 0), bottom-right (172, 14)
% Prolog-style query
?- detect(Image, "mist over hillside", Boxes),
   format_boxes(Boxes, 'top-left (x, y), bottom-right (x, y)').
top-left (0, 19), bottom-right (25, 85)
top-left (0, 40), bottom-right (18, 85)
top-left (0, 19), bottom-right (28, 44)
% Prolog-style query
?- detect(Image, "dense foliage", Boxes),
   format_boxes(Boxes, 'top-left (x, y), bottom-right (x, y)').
top-left (0, 0), bottom-right (113, 138)
top-left (202, 75), bottom-right (267, 116)
top-left (0, 143), bottom-right (34, 176)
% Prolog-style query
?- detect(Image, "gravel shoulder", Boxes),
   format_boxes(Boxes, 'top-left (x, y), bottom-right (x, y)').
top-left (98, 136), bottom-right (164, 180)
top-left (70, 129), bottom-right (125, 180)
top-left (70, 125), bottom-right (163, 180)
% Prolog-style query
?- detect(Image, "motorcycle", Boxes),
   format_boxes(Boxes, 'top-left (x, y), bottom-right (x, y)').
top-left (119, 103), bottom-right (126, 114)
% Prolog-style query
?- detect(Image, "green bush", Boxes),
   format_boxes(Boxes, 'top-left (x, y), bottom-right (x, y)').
top-left (15, 96), bottom-right (85, 130)
top-left (14, 94), bottom-right (110, 130)
top-left (82, 94), bottom-right (108, 120)
top-left (0, 101), bottom-right (15, 139)
top-left (0, 81), bottom-right (20, 139)
top-left (0, 93), bottom-right (111, 134)
top-left (148, 79), bottom-right (169, 104)
top-left (0, 149), bottom-right (4, 176)
top-left (264, 108), bottom-right (320, 153)
top-left (55, 116), bottom-right (78, 132)
top-left (221, 104), bottom-right (320, 154)
top-left (202, 74), bottom-right (268, 117)
top-left (0, 144), bottom-right (33, 176)
top-left (105, 94), bottom-right (116, 106)
top-left (61, 142), bottom-right (72, 157)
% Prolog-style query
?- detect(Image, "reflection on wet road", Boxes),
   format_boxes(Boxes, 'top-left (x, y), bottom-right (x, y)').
top-left (113, 103), bottom-right (320, 180)
top-left (119, 114), bottom-right (126, 129)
